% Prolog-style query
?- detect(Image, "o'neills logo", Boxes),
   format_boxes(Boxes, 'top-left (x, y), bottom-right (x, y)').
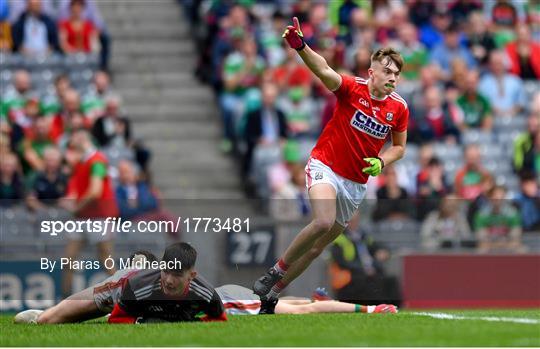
top-left (350, 110), bottom-right (391, 139)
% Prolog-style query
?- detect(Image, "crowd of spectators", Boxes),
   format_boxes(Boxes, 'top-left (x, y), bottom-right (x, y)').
top-left (0, 0), bottom-right (175, 241)
top-left (0, 0), bottom-right (110, 70)
top-left (185, 0), bottom-right (540, 253)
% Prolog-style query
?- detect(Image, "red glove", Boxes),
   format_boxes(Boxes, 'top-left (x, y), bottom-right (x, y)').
top-left (200, 311), bottom-right (228, 322)
top-left (282, 17), bottom-right (305, 51)
top-left (108, 304), bottom-right (137, 324)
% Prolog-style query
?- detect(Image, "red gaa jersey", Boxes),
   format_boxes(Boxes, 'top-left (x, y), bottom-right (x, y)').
top-left (311, 75), bottom-right (409, 184)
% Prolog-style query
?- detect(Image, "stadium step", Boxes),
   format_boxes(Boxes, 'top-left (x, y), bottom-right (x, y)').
top-left (126, 105), bottom-right (216, 122)
top-left (132, 120), bottom-right (220, 140)
top-left (112, 40), bottom-right (195, 57)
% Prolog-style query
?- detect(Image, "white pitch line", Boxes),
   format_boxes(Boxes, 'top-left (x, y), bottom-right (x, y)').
top-left (410, 312), bottom-right (540, 325)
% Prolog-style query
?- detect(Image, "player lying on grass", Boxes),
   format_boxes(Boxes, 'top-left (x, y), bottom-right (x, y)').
top-left (15, 251), bottom-right (396, 324)
top-left (14, 243), bottom-right (228, 324)
top-left (216, 284), bottom-right (397, 316)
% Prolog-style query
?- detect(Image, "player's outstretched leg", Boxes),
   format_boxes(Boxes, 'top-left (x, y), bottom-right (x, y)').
top-left (253, 183), bottom-right (337, 296)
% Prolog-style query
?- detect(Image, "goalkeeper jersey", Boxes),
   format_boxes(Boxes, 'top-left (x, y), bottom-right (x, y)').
top-left (117, 269), bottom-right (225, 322)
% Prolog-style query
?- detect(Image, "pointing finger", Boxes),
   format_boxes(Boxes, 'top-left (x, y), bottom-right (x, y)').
top-left (293, 16), bottom-right (300, 30)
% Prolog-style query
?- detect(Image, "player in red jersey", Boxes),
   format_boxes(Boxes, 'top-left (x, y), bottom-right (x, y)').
top-left (253, 17), bottom-right (409, 308)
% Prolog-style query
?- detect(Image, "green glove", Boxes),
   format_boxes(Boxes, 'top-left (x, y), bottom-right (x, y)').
top-left (362, 157), bottom-right (384, 176)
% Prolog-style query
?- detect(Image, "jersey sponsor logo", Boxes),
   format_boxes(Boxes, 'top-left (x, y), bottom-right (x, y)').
top-left (358, 98), bottom-right (370, 108)
top-left (350, 110), bottom-right (391, 139)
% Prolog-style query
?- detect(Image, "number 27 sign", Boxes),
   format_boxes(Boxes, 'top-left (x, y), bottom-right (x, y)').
top-left (226, 228), bottom-right (275, 267)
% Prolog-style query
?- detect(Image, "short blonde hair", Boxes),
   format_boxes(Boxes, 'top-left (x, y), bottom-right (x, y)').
top-left (371, 47), bottom-right (404, 72)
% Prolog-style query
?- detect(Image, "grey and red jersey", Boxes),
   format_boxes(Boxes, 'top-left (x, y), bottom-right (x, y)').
top-left (118, 269), bottom-right (225, 322)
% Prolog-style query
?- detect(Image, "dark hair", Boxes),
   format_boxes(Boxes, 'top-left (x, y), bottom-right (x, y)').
top-left (129, 250), bottom-right (158, 263)
top-left (371, 47), bottom-right (404, 72)
top-left (428, 157), bottom-right (441, 166)
top-left (162, 242), bottom-right (197, 272)
top-left (70, 0), bottom-right (85, 7)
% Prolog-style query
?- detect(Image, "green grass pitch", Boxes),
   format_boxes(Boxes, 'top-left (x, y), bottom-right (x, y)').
top-left (1, 310), bottom-right (539, 346)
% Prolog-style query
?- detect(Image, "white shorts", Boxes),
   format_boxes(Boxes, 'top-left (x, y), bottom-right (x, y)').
top-left (215, 285), bottom-right (261, 315)
top-left (305, 158), bottom-right (367, 226)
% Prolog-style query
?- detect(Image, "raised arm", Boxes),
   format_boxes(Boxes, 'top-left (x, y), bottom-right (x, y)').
top-left (282, 17), bottom-right (341, 92)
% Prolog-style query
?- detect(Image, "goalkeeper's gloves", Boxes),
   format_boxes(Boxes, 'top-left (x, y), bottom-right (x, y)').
top-left (282, 17), bottom-right (305, 51)
top-left (362, 157), bottom-right (384, 176)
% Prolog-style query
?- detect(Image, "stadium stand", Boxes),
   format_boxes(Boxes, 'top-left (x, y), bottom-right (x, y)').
top-left (1, 0), bottom-right (539, 300)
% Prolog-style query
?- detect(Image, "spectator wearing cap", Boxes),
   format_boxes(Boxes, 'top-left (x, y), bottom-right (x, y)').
top-left (429, 22), bottom-right (477, 81)
top-left (58, 0), bottom-right (98, 54)
top-left (513, 114), bottom-right (540, 177)
top-left (475, 185), bottom-right (525, 254)
top-left (505, 23), bottom-right (540, 80)
top-left (454, 144), bottom-right (492, 200)
top-left (11, 0), bottom-right (60, 56)
top-left (456, 70), bottom-right (493, 130)
top-left (513, 173), bottom-right (540, 232)
top-left (478, 50), bottom-right (526, 118)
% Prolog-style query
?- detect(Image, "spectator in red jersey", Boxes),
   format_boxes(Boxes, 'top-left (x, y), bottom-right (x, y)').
top-left (270, 46), bottom-right (313, 94)
top-left (58, 0), bottom-right (98, 54)
top-left (505, 23), bottom-right (540, 80)
top-left (50, 89), bottom-right (87, 142)
top-left (59, 129), bottom-right (118, 298)
top-left (454, 143), bottom-right (492, 200)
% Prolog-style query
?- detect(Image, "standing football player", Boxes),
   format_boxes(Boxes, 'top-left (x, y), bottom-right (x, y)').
top-left (253, 17), bottom-right (409, 307)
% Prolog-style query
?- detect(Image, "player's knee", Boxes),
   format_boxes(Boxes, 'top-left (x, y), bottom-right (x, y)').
top-left (311, 218), bottom-right (334, 235)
